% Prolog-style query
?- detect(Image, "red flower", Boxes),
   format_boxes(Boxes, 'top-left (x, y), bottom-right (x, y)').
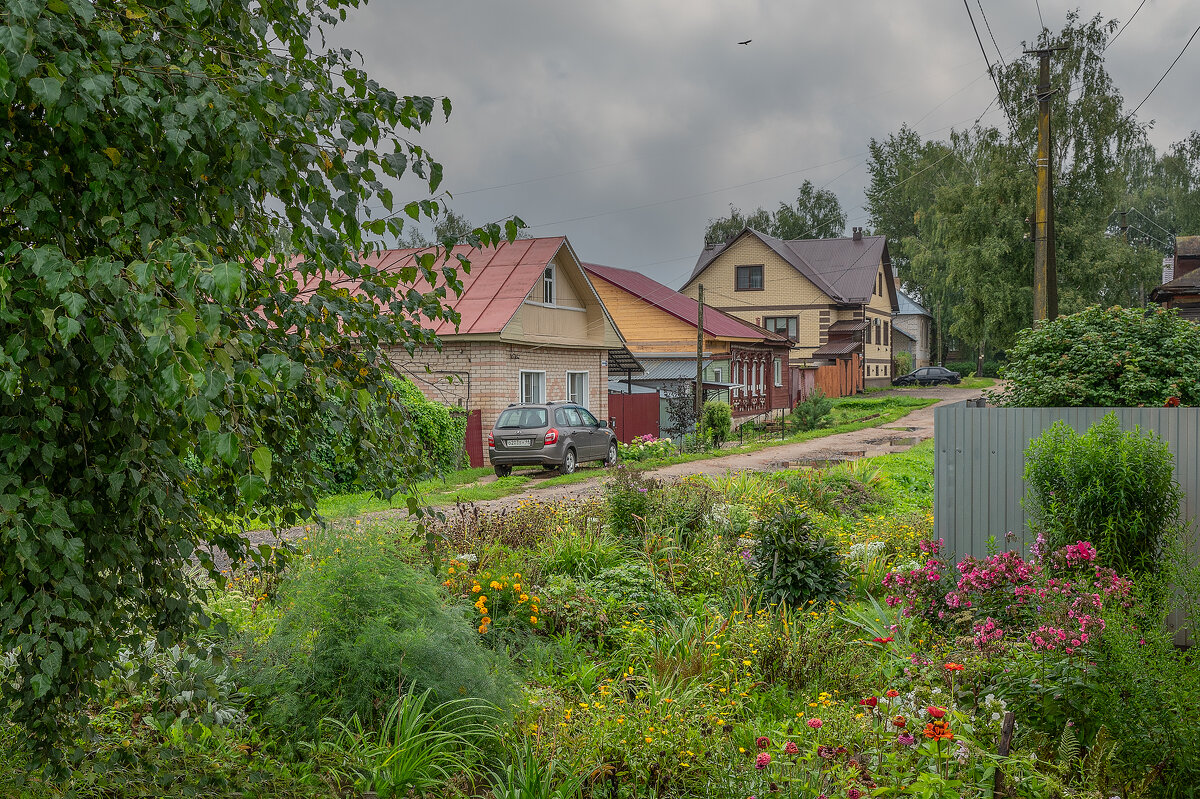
top-left (872, 636), bottom-right (894, 644)
top-left (756, 736), bottom-right (771, 750)
top-left (885, 689), bottom-right (900, 698)
top-left (944, 662), bottom-right (965, 672)
top-left (755, 752), bottom-right (772, 770)
top-left (784, 740), bottom-right (800, 755)
top-left (923, 719), bottom-right (954, 741)
top-left (892, 715), bottom-right (907, 728)
top-left (1165, 396), bottom-right (1181, 407)
top-left (859, 696), bottom-right (878, 708)
top-left (927, 706), bottom-right (946, 719)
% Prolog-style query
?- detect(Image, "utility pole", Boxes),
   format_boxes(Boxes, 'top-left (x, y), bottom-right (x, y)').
top-left (1119, 210), bottom-right (1129, 243)
top-left (1026, 46), bottom-right (1063, 323)
top-left (695, 284), bottom-right (705, 425)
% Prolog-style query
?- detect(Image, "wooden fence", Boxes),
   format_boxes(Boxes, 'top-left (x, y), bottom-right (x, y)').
top-left (934, 403), bottom-right (1200, 558)
top-left (813, 354), bottom-right (863, 399)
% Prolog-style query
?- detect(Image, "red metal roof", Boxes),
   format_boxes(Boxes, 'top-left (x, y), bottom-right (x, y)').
top-left (582, 262), bottom-right (789, 343)
top-left (297, 238), bottom-right (566, 336)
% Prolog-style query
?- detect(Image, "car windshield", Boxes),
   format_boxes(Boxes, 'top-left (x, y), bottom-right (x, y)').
top-left (496, 408), bottom-right (547, 429)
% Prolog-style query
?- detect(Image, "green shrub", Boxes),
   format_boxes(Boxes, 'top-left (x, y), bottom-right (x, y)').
top-left (584, 562), bottom-right (677, 623)
top-left (604, 468), bottom-right (659, 539)
top-left (702, 401), bottom-right (733, 448)
top-left (893, 350), bottom-right (914, 376)
top-left (944, 359), bottom-right (1003, 378)
top-left (651, 478), bottom-right (721, 547)
top-left (996, 305), bottom-right (1200, 407)
top-left (234, 528), bottom-right (514, 734)
top-left (751, 505), bottom-right (846, 606)
top-left (1023, 413), bottom-right (1183, 574)
top-left (790, 389), bottom-right (832, 432)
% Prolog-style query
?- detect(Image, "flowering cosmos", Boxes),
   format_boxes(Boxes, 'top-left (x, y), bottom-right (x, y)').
top-left (755, 752), bottom-right (772, 770)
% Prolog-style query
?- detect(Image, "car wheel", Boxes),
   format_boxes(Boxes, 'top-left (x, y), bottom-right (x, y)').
top-left (494, 465), bottom-right (512, 478)
top-left (542, 464), bottom-right (557, 471)
top-left (561, 447), bottom-right (577, 475)
top-left (605, 441), bottom-right (618, 467)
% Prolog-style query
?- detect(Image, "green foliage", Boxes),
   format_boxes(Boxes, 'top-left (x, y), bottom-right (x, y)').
top-left (790, 388), bottom-right (833, 432)
top-left (584, 561), bottom-right (677, 624)
top-left (235, 530), bottom-right (514, 735)
top-left (893, 350), bottom-right (914, 377)
top-left (703, 180), bottom-right (847, 244)
top-left (1023, 414), bottom-right (1182, 573)
top-left (311, 690), bottom-right (495, 798)
top-left (0, 0), bottom-right (522, 757)
top-left (701, 401), bottom-right (732, 448)
top-left (944, 359), bottom-right (1003, 378)
top-left (604, 468), bottom-right (659, 539)
top-left (751, 506), bottom-right (846, 606)
top-left (997, 306), bottom-right (1200, 407)
top-left (490, 741), bottom-right (586, 799)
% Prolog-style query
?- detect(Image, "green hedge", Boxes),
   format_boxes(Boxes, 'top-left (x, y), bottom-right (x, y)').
top-left (944, 359), bottom-right (1004, 378)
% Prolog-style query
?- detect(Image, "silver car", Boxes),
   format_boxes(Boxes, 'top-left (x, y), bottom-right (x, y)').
top-left (488, 402), bottom-right (618, 477)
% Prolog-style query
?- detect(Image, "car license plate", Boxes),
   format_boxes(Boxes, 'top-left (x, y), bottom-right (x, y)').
top-left (506, 439), bottom-right (533, 448)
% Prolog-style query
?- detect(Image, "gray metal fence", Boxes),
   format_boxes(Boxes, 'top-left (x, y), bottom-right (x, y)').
top-left (934, 403), bottom-right (1200, 558)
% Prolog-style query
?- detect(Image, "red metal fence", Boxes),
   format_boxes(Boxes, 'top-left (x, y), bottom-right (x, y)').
top-left (463, 409), bottom-right (483, 468)
top-left (607, 392), bottom-right (660, 443)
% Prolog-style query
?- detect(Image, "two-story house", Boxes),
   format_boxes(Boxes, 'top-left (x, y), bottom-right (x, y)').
top-left (680, 227), bottom-right (899, 389)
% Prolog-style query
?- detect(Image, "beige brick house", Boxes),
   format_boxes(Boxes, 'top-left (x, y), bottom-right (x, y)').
top-left (371, 237), bottom-right (627, 456)
top-left (680, 227), bottom-right (899, 388)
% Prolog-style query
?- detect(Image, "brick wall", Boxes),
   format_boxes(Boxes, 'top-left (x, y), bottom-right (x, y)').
top-left (386, 340), bottom-right (610, 456)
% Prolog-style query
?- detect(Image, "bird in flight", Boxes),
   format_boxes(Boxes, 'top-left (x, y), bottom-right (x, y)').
top-left (738, 39), bottom-right (752, 45)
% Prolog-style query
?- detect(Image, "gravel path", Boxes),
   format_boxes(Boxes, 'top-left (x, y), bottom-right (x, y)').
top-left (212, 384), bottom-right (992, 570)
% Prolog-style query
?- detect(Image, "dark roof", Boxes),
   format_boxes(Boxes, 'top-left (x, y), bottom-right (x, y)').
top-left (892, 326), bottom-right (916, 342)
top-left (608, 347), bottom-right (645, 374)
top-left (811, 339), bottom-right (863, 358)
top-left (1176, 236), bottom-right (1200, 258)
top-left (1150, 268), bottom-right (1200, 301)
top-left (582, 262), bottom-right (789, 343)
top-left (686, 228), bottom-right (896, 308)
top-left (896, 290), bottom-right (931, 317)
top-left (828, 319), bottom-right (868, 334)
top-left (637, 357), bottom-right (709, 381)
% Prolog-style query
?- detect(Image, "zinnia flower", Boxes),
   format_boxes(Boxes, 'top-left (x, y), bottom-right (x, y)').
top-left (756, 736), bottom-right (770, 750)
top-left (923, 719), bottom-right (954, 741)
top-left (944, 662), bottom-right (965, 672)
top-left (859, 696), bottom-right (878, 708)
top-left (807, 718), bottom-right (823, 729)
top-left (885, 689), bottom-right (900, 698)
top-left (847, 789), bottom-right (862, 799)
top-left (755, 752), bottom-right (771, 770)
top-left (927, 706), bottom-right (946, 719)
top-left (892, 715), bottom-right (907, 728)
top-left (897, 732), bottom-right (917, 747)
top-left (785, 741), bottom-right (799, 755)
top-left (872, 636), bottom-right (894, 644)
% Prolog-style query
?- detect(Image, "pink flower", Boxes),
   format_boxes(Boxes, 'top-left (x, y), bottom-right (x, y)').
top-left (847, 789), bottom-right (862, 799)
top-left (755, 736), bottom-right (770, 750)
top-left (755, 752), bottom-right (771, 770)
top-left (784, 741), bottom-right (800, 755)
top-left (807, 717), bottom-right (823, 729)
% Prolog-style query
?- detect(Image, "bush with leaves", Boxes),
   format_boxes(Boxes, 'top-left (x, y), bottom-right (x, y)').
top-left (790, 389), bottom-right (833, 432)
top-left (233, 528), bottom-right (514, 737)
top-left (0, 0), bottom-right (523, 758)
top-left (996, 305), bottom-right (1200, 407)
top-left (1023, 413), bottom-right (1182, 574)
top-left (751, 505), bottom-right (846, 606)
top-left (702, 400), bottom-right (733, 448)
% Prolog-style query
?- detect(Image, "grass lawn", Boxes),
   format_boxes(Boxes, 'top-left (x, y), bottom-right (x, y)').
top-left (306, 395), bottom-right (939, 521)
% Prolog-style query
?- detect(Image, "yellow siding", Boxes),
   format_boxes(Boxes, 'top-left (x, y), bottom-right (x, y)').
top-left (681, 237), bottom-right (828, 306)
top-left (506, 252), bottom-right (622, 348)
top-left (591, 278), bottom-right (734, 355)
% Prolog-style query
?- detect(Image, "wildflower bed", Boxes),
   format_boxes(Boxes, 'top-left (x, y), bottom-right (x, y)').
top-left (6, 441), bottom-right (1200, 798)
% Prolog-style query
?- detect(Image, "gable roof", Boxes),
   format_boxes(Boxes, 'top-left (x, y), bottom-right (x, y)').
top-left (1150, 267), bottom-right (1200, 301)
top-left (896, 290), bottom-right (932, 317)
top-left (582, 261), bottom-right (790, 343)
top-left (686, 228), bottom-right (895, 307)
top-left (299, 237), bottom-right (620, 338)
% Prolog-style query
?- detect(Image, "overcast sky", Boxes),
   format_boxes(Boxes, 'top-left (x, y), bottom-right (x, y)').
top-left (331, 1), bottom-right (1198, 288)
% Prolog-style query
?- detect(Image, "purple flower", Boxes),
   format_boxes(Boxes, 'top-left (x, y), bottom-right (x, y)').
top-left (898, 732), bottom-right (917, 747)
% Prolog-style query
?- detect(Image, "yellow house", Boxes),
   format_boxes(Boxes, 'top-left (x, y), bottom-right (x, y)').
top-left (680, 227), bottom-right (899, 388)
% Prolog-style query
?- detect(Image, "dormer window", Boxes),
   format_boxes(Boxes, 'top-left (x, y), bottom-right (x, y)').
top-left (543, 263), bottom-right (556, 304)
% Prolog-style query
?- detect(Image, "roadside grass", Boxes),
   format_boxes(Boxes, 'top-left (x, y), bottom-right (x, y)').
top-left (300, 395), bottom-right (939, 521)
top-left (958, 376), bottom-right (996, 389)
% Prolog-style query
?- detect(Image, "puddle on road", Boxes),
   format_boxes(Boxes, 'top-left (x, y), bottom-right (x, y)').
top-left (769, 457), bottom-right (846, 470)
top-left (889, 437), bottom-right (918, 447)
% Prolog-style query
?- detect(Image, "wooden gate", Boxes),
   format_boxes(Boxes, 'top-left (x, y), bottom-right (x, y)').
top-left (608, 392), bottom-right (660, 443)
top-left (463, 409), bottom-right (483, 468)
top-left (813, 354), bottom-right (863, 398)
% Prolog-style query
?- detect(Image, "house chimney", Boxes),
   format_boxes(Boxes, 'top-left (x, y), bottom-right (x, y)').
top-left (852, 227), bottom-right (863, 242)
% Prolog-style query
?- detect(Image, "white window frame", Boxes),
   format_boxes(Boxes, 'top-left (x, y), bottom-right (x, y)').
top-left (773, 358), bottom-right (782, 387)
top-left (565, 370), bottom-right (589, 408)
top-left (543, 263), bottom-right (556, 305)
top-left (519, 370), bottom-right (546, 404)
top-left (713, 367), bottom-right (722, 384)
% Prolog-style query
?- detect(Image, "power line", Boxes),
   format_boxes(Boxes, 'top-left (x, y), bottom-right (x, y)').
top-left (1129, 207), bottom-right (1173, 238)
top-left (1105, 0), bottom-right (1149, 51)
top-left (977, 0), bottom-right (1008, 68)
top-left (1034, 0), bottom-right (1045, 30)
top-left (963, 0), bottom-right (1016, 136)
top-left (1126, 21), bottom-right (1200, 120)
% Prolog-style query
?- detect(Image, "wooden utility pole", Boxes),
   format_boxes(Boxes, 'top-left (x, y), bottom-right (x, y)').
top-left (1027, 46), bottom-right (1062, 323)
top-left (695, 284), bottom-right (705, 423)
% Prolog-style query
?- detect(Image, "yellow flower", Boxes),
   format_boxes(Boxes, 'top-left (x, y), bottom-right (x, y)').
top-left (481, 616), bottom-right (491, 625)
top-left (645, 737), bottom-right (653, 744)
top-left (530, 615), bottom-right (538, 624)
top-left (478, 625), bottom-right (487, 634)
top-left (472, 585), bottom-right (481, 593)
top-left (513, 583), bottom-right (521, 592)
top-left (742, 660), bottom-right (751, 667)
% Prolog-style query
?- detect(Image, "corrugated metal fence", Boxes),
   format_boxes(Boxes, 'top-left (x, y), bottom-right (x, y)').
top-left (934, 403), bottom-right (1200, 558)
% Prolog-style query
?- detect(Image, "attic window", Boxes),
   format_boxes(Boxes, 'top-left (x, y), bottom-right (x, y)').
top-left (543, 264), bottom-right (556, 304)
top-left (735, 265), bottom-right (764, 291)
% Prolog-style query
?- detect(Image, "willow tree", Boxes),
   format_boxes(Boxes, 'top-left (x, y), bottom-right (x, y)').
top-left (0, 0), bottom-right (516, 757)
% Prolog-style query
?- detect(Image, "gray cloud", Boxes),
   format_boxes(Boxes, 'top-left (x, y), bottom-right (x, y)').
top-left (330, 0), bottom-right (1200, 287)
